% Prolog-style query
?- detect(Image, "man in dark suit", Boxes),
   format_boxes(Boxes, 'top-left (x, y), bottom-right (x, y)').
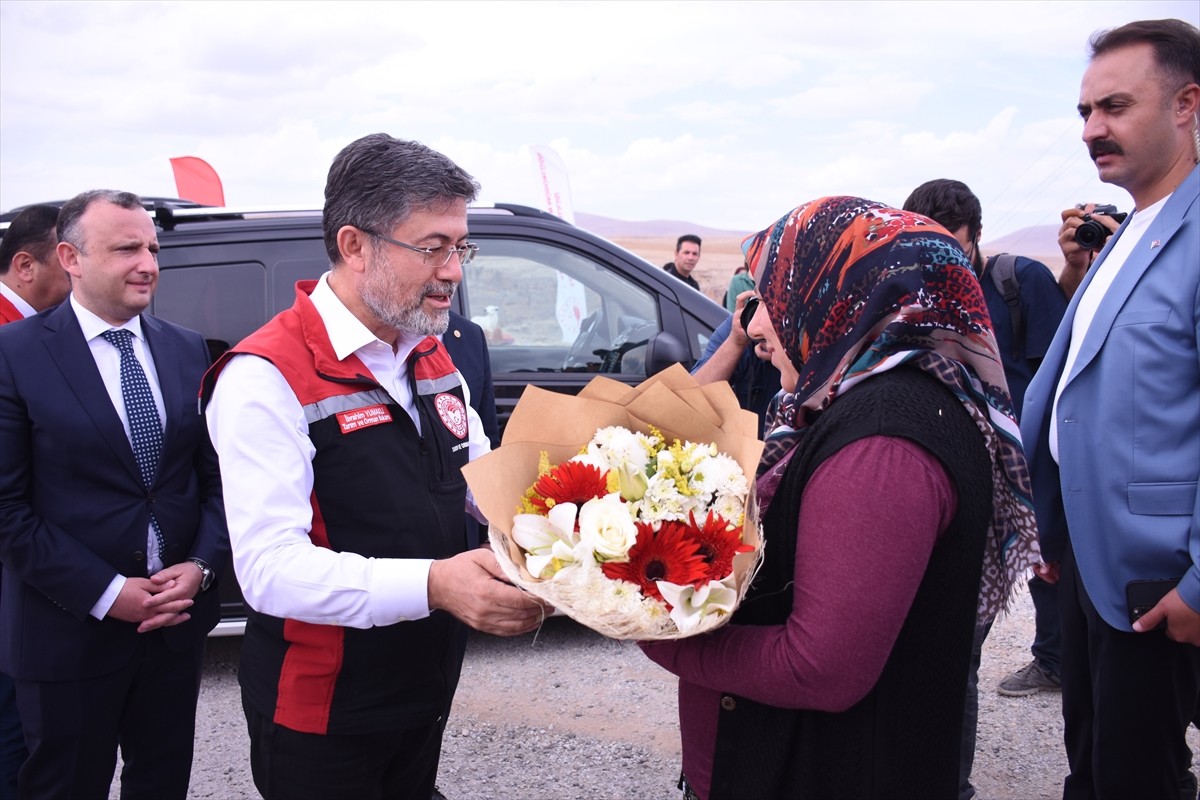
top-left (443, 312), bottom-right (501, 510)
top-left (0, 202), bottom-right (72, 798)
top-left (435, 310), bottom-right (499, 800)
top-left (0, 189), bottom-right (228, 799)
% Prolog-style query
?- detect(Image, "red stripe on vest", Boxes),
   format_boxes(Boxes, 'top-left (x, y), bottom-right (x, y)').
top-left (276, 618), bottom-right (344, 734)
top-left (274, 488), bottom-right (341, 733)
top-left (410, 335), bottom-right (456, 381)
top-left (309, 489), bottom-right (331, 548)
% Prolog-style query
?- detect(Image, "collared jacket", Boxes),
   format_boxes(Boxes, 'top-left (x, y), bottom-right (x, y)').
top-left (1022, 165), bottom-right (1200, 630)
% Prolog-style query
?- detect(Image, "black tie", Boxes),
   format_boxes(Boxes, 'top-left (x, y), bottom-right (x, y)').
top-left (101, 329), bottom-right (166, 562)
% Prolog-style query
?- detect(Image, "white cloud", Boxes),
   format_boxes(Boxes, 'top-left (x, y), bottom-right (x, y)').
top-left (1, 0), bottom-right (1195, 238)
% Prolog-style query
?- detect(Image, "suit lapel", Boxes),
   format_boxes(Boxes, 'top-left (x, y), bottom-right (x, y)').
top-left (1061, 167), bottom-right (1199, 388)
top-left (41, 303), bottom-right (143, 485)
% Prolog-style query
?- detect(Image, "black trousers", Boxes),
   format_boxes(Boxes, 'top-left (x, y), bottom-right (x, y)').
top-left (1058, 538), bottom-right (1200, 800)
top-left (243, 697), bottom-right (444, 800)
top-left (14, 632), bottom-right (204, 800)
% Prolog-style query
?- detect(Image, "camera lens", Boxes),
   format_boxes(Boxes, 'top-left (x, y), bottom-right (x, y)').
top-left (1074, 219), bottom-right (1109, 250)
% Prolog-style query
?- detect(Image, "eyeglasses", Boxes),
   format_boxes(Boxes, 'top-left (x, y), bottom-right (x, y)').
top-left (361, 228), bottom-right (479, 267)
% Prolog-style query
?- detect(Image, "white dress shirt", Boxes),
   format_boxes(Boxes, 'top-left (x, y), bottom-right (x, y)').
top-left (1050, 196), bottom-right (1166, 462)
top-left (205, 274), bottom-right (491, 628)
top-left (70, 295), bottom-right (169, 617)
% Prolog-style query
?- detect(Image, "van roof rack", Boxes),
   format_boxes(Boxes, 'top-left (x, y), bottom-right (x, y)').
top-left (1, 198), bottom-right (572, 231)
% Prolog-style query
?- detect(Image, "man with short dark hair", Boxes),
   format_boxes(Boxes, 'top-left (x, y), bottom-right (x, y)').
top-left (1021, 19), bottom-right (1200, 798)
top-left (0, 204), bottom-right (69, 324)
top-left (203, 133), bottom-right (547, 800)
top-left (664, 233), bottom-right (702, 291)
top-left (0, 190), bottom-right (228, 799)
top-left (903, 179), bottom-right (1067, 416)
top-left (904, 178), bottom-right (1068, 800)
top-left (0, 202), bottom-right (72, 800)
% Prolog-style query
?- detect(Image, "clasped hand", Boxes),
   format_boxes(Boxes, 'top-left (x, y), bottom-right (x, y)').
top-left (108, 562), bottom-right (204, 633)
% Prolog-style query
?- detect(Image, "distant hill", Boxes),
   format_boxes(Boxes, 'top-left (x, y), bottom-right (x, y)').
top-left (577, 212), bottom-right (1066, 276)
top-left (575, 212), bottom-right (749, 239)
top-left (982, 224), bottom-right (1065, 275)
top-left (984, 224), bottom-right (1059, 258)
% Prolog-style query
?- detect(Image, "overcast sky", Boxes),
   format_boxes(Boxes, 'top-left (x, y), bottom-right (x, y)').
top-left (2, 0), bottom-right (1197, 243)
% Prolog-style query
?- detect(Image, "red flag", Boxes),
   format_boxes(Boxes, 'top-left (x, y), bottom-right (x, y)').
top-left (169, 156), bottom-right (225, 206)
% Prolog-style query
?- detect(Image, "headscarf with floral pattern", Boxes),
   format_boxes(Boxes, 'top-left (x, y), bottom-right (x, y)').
top-left (744, 195), bottom-right (1039, 620)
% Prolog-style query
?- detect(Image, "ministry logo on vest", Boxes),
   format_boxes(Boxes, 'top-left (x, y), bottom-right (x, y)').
top-left (435, 393), bottom-right (468, 439)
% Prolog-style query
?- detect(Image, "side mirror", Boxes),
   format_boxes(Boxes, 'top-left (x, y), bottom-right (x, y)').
top-left (644, 331), bottom-right (692, 377)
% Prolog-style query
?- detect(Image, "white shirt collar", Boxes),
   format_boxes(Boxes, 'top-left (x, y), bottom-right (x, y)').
top-left (70, 295), bottom-right (145, 342)
top-left (0, 282), bottom-right (37, 318)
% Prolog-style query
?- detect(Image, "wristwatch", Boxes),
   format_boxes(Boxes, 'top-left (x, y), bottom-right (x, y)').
top-left (189, 558), bottom-right (216, 593)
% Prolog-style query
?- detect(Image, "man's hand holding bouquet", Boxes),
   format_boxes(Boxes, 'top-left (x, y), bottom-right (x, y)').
top-left (463, 365), bottom-right (763, 639)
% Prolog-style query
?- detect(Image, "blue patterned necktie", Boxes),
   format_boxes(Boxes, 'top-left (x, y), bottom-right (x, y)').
top-left (101, 328), bottom-right (166, 561)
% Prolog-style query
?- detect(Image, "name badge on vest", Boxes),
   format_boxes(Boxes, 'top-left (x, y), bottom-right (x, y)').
top-left (336, 404), bottom-right (394, 434)
top-left (435, 393), bottom-right (468, 439)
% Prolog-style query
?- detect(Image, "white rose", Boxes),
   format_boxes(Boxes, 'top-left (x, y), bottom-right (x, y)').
top-left (576, 494), bottom-right (638, 562)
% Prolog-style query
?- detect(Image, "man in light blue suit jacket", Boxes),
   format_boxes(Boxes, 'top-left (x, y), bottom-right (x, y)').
top-left (1020, 19), bottom-right (1200, 800)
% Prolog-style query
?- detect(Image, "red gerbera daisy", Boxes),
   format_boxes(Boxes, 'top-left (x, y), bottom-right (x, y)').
top-left (685, 511), bottom-right (753, 582)
top-left (602, 521), bottom-right (708, 603)
top-left (528, 461), bottom-right (610, 515)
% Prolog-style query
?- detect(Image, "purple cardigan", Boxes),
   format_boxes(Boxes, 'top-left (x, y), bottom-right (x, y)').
top-left (640, 434), bottom-right (957, 799)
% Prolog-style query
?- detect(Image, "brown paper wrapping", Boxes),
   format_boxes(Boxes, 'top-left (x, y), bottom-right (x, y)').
top-left (463, 364), bottom-right (765, 640)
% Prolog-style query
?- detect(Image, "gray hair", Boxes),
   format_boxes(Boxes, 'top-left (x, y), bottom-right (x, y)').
top-left (57, 190), bottom-right (145, 252)
top-left (322, 133), bottom-right (480, 264)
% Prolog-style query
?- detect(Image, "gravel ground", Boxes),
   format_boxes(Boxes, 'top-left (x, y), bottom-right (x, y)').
top-left (113, 581), bottom-right (1198, 799)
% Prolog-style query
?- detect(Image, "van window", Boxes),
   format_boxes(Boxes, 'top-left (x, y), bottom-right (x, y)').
top-left (463, 239), bottom-right (660, 377)
top-left (273, 259), bottom-right (332, 315)
top-left (153, 263), bottom-right (267, 354)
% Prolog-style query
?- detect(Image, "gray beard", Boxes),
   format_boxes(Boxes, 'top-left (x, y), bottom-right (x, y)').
top-left (362, 286), bottom-right (451, 336)
top-left (361, 247), bottom-right (454, 336)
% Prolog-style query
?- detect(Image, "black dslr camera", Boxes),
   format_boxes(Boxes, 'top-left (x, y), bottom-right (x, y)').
top-left (1074, 204), bottom-right (1128, 250)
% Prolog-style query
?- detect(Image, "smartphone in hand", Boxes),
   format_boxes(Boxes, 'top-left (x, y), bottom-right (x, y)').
top-left (1125, 579), bottom-right (1178, 629)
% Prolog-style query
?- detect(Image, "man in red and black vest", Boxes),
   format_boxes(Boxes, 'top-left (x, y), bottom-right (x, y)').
top-left (0, 204), bottom-right (70, 325)
top-left (202, 134), bottom-right (548, 800)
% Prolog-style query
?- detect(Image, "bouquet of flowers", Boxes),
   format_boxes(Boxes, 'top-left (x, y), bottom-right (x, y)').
top-left (463, 365), bottom-right (764, 640)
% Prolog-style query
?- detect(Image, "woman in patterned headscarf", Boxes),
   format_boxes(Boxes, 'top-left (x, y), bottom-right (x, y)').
top-left (641, 196), bottom-right (1041, 800)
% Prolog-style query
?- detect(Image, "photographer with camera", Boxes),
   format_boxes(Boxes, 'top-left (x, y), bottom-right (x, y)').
top-left (1056, 202), bottom-right (1126, 299)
